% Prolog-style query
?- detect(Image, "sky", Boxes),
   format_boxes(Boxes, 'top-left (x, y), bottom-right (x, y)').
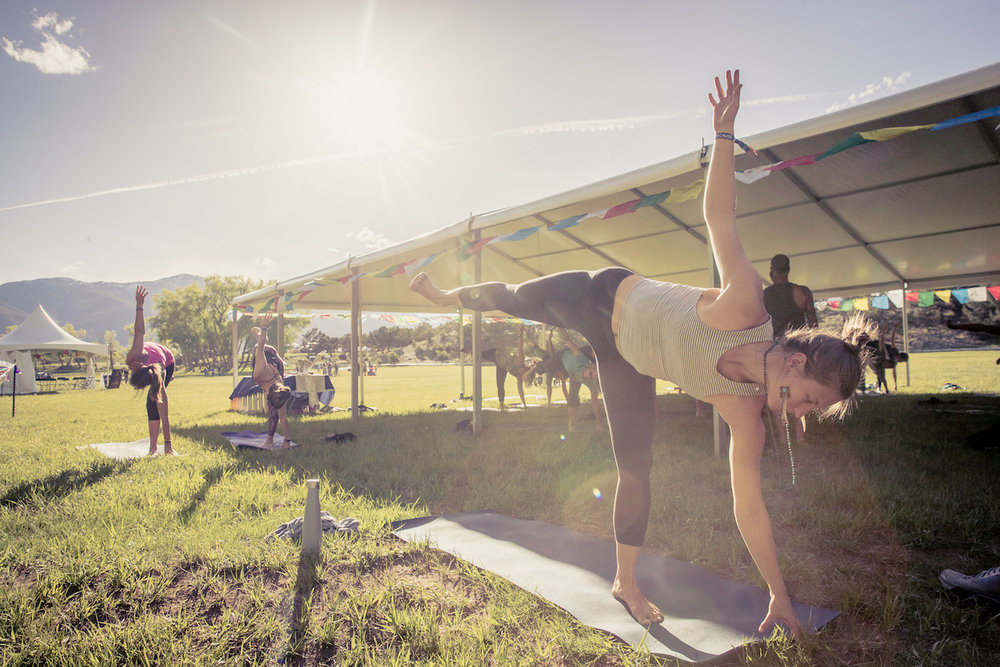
top-left (1, 0), bottom-right (997, 286)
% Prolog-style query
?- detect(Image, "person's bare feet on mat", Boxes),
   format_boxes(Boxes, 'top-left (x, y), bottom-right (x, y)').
top-left (612, 581), bottom-right (663, 625)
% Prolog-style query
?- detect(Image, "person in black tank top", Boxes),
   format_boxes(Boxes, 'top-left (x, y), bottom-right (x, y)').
top-left (762, 254), bottom-right (817, 337)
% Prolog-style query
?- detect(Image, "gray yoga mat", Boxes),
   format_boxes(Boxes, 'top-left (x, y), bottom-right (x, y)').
top-left (392, 511), bottom-right (838, 662)
top-left (221, 431), bottom-right (301, 449)
top-left (83, 438), bottom-right (174, 459)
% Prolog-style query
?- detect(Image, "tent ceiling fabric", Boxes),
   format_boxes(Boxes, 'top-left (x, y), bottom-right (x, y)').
top-left (234, 63), bottom-right (1000, 314)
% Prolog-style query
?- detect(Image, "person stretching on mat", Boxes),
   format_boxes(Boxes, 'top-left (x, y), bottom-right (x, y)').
top-left (409, 69), bottom-right (874, 637)
top-left (525, 327), bottom-right (604, 431)
top-left (125, 285), bottom-right (175, 456)
top-left (251, 314), bottom-right (292, 448)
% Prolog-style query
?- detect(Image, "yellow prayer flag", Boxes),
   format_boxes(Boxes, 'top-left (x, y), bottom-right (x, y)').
top-left (664, 179), bottom-right (705, 203)
top-left (858, 125), bottom-right (934, 142)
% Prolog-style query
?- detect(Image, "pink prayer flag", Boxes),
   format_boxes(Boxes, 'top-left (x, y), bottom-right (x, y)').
top-left (602, 199), bottom-right (641, 219)
top-left (988, 286), bottom-right (1000, 300)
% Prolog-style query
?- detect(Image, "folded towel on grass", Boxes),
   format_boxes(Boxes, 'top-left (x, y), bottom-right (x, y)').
top-left (266, 512), bottom-right (360, 542)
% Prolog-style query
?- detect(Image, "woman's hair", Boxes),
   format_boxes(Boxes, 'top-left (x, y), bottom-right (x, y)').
top-left (267, 383), bottom-right (291, 410)
top-left (781, 311), bottom-right (877, 420)
top-left (129, 363), bottom-right (164, 402)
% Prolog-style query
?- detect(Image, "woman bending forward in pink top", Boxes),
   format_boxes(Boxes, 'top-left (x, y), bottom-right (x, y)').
top-left (125, 285), bottom-right (176, 456)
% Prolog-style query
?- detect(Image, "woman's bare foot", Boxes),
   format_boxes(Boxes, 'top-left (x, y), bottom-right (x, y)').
top-left (612, 581), bottom-right (664, 625)
top-left (409, 272), bottom-right (461, 307)
top-left (147, 446), bottom-right (158, 456)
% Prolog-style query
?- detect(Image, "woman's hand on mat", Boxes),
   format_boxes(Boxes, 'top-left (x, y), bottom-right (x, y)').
top-left (759, 592), bottom-right (803, 639)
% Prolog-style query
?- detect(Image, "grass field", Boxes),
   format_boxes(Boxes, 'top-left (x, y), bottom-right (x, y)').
top-left (1, 350), bottom-right (998, 665)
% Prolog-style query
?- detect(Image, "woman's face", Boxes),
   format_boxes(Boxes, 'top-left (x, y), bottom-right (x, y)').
top-left (781, 372), bottom-right (843, 419)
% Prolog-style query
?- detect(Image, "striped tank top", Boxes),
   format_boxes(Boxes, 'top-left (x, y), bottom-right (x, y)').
top-left (616, 278), bottom-right (773, 399)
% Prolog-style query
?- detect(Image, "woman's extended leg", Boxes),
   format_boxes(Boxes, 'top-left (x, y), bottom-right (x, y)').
top-left (410, 270), bottom-right (612, 336)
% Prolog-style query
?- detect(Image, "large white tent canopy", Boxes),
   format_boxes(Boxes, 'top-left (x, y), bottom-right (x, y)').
top-left (232, 63), bottom-right (1000, 432)
top-left (234, 62), bottom-right (1000, 315)
top-left (0, 305), bottom-right (107, 394)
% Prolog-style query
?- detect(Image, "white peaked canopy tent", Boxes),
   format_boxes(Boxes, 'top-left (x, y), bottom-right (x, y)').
top-left (233, 62), bottom-right (1000, 436)
top-left (0, 305), bottom-right (107, 394)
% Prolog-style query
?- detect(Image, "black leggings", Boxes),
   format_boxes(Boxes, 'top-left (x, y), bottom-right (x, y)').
top-left (145, 364), bottom-right (174, 421)
top-left (458, 268), bottom-right (657, 546)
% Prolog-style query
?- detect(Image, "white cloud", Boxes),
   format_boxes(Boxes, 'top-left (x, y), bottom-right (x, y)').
top-left (1, 11), bottom-right (95, 75)
top-left (826, 72), bottom-right (912, 113)
top-left (346, 227), bottom-right (393, 251)
top-left (254, 257), bottom-right (277, 273)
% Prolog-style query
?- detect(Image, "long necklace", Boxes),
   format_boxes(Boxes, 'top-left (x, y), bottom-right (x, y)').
top-left (763, 342), bottom-right (796, 486)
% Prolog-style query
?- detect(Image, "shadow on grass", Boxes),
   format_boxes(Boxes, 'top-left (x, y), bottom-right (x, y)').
top-left (283, 551), bottom-right (321, 666)
top-left (178, 465), bottom-right (227, 523)
top-left (1, 459), bottom-right (134, 508)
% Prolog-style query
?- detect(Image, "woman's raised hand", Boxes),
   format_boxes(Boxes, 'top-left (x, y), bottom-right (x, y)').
top-left (708, 69), bottom-right (741, 133)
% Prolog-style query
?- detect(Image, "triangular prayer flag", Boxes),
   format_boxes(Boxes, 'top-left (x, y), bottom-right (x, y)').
top-left (934, 290), bottom-right (952, 304)
top-left (853, 298), bottom-right (869, 311)
top-left (550, 214), bottom-right (585, 231)
top-left (818, 133), bottom-right (873, 160)
top-left (968, 286), bottom-right (987, 302)
top-left (602, 199), bottom-right (641, 219)
top-left (372, 265), bottom-right (399, 278)
top-left (495, 226), bottom-right (542, 242)
top-left (735, 167), bottom-right (771, 184)
top-left (952, 288), bottom-right (969, 304)
top-left (905, 292), bottom-right (919, 303)
top-left (635, 192), bottom-right (669, 208)
top-left (988, 286), bottom-right (1000, 301)
top-left (827, 299), bottom-right (842, 310)
top-left (838, 300), bottom-right (854, 311)
top-left (664, 179), bottom-right (705, 203)
top-left (887, 290), bottom-right (904, 307)
top-left (858, 125), bottom-right (933, 142)
top-left (917, 292), bottom-right (934, 307)
top-left (871, 294), bottom-right (889, 309)
top-left (931, 106), bottom-right (1000, 131)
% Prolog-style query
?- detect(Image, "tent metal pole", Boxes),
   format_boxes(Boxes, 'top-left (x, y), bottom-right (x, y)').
top-left (351, 276), bottom-right (361, 420)
top-left (231, 307), bottom-right (238, 389)
top-left (458, 307), bottom-right (466, 398)
top-left (902, 281), bottom-right (911, 387)
top-left (472, 231), bottom-right (483, 435)
top-left (276, 292), bottom-right (286, 356)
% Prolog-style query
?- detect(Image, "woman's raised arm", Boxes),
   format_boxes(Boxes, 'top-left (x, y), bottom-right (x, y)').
top-left (703, 70), bottom-right (764, 318)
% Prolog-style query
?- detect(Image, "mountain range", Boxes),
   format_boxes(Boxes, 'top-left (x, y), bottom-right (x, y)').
top-left (0, 276), bottom-right (205, 346)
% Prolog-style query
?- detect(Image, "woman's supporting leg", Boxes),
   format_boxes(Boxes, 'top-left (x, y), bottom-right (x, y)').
top-left (599, 355), bottom-right (661, 624)
top-left (494, 364), bottom-right (508, 409)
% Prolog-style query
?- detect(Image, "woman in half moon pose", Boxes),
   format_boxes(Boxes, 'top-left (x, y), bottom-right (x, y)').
top-left (410, 70), bottom-right (873, 636)
top-left (125, 285), bottom-right (176, 456)
top-left (251, 314), bottom-right (292, 448)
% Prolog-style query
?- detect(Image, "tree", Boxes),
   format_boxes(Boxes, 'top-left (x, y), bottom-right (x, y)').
top-left (104, 330), bottom-right (127, 368)
top-left (149, 275), bottom-right (305, 374)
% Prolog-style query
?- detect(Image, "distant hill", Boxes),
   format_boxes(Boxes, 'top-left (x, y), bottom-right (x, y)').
top-left (0, 276), bottom-right (204, 346)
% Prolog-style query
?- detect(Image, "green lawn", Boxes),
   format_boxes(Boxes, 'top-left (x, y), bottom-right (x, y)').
top-left (1, 350), bottom-right (998, 665)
